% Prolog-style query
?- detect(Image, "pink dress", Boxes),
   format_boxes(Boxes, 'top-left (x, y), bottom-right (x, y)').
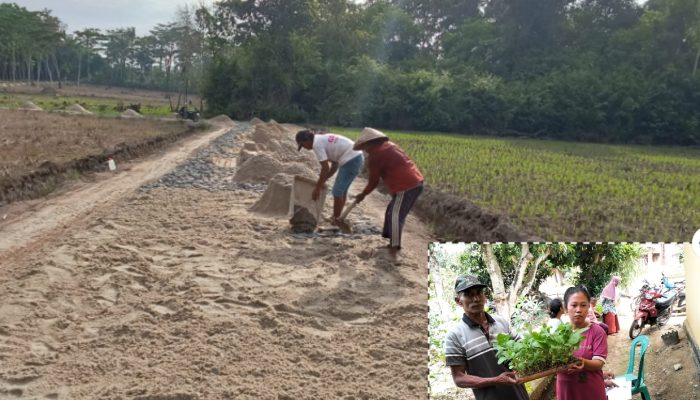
top-left (556, 323), bottom-right (608, 400)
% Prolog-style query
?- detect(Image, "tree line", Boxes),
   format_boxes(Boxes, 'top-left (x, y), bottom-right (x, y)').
top-left (2, 1), bottom-right (700, 144)
top-left (0, 3), bottom-right (206, 101)
top-left (197, 0), bottom-right (700, 145)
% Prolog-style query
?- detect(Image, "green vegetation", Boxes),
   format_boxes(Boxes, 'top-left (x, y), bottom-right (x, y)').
top-left (0, 94), bottom-right (172, 117)
top-left (334, 127), bottom-right (700, 240)
top-left (3, 1), bottom-right (700, 144)
top-left (495, 324), bottom-right (587, 377)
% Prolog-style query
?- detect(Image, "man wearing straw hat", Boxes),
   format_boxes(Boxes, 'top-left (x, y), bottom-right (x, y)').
top-left (444, 275), bottom-right (529, 400)
top-left (353, 127), bottom-right (423, 255)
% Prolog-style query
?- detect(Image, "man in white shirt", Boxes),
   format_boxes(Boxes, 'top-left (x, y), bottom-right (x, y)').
top-left (296, 130), bottom-right (364, 224)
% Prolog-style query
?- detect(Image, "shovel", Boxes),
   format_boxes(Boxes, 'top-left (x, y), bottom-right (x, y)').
top-left (333, 199), bottom-right (359, 234)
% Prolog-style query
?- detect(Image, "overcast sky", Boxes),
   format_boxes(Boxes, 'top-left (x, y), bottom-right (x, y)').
top-left (11, 0), bottom-right (211, 35)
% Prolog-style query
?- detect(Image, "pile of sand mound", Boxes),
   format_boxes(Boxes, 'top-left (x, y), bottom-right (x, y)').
top-left (238, 148), bottom-right (258, 165)
top-left (19, 101), bottom-right (42, 111)
top-left (249, 173), bottom-right (293, 215)
top-left (249, 117), bottom-right (264, 125)
top-left (207, 114), bottom-right (235, 127)
top-left (66, 103), bottom-right (93, 114)
top-left (40, 86), bottom-right (57, 95)
top-left (248, 123), bottom-right (318, 164)
top-left (251, 123), bottom-right (289, 144)
top-left (120, 109), bottom-right (143, 118)
top-left (234, 153), bottom-right (316, 183)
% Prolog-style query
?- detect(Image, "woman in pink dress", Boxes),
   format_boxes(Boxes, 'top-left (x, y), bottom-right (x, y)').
top-left (556, 285), bottom-right (608, 400)
top-left (600, 276), bottom-right (622, 334)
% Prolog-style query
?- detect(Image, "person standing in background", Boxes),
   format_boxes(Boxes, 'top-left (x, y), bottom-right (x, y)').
top-left (600, 277), bottom-right (622, 335)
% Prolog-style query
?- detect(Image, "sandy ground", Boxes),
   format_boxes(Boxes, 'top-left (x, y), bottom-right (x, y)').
top-left (0, 120), bottom-right (430, 399)
top-left (607, 306), bottom-right (700, 400)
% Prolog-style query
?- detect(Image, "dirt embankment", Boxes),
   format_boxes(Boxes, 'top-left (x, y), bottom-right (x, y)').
top-left (415, 187), bottom-right (537, 242)
top-left (0, 110), bottom-right (209, 206)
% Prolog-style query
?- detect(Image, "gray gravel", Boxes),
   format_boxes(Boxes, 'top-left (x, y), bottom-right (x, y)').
top-left (140, 122), bottom-right (267, 193)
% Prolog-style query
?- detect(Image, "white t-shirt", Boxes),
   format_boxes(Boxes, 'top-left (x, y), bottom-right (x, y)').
top-left (312, 134), bottom-right (362, 166)
top-left (547, 318), bottom-right (562, 330)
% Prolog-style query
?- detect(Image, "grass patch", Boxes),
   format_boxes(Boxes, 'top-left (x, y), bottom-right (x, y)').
top-left (332, 127), bottom-right (700, 241)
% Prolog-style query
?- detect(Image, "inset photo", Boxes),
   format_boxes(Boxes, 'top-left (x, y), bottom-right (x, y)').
top-left (428, 242), bottom-right (698, 400)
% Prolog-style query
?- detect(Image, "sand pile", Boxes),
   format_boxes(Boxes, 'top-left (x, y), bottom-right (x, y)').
top-left (40, 86), bottom-right (57, 95)
top-left (120, 109), bottom-right (143, 118)
top-left (249, 117), bottom-right (264, 125)
top-left (66, 103), bottom-right (93, 114)
top-left (249, 173), bottom-right (293, 215)
top-left (19, 101), bottom-right (42, 111)
top-left (251, 123), bottom-right (289, 146)
top-left (233, 153), bottom-right (315, 183)
top-left (238, 148), bottom-right (258, 165)
top-left (207, 114), bottom-right (235, 127)
top-left (248, 123), bottom-right (317, 164)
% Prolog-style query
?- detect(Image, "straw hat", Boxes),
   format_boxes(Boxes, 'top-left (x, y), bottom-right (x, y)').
top-left (353, 127), bottom-right (388, 150)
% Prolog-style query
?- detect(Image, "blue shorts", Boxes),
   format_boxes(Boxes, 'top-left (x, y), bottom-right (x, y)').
top-left (332, 154), bottom-right (364, 198)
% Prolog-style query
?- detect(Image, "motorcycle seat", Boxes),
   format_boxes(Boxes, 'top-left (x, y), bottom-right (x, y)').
top-left (656, 295), bottom-right (675, 308)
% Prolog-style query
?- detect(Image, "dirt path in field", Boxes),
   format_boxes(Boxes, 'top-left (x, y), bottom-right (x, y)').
top-left (0, 120), bottom-right (431, 399)
top-left (0, 121), bottom-right (235, 261)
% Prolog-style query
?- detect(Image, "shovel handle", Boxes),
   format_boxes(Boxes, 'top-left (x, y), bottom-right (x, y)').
top-left (339, 200), bottom-right (358, 220)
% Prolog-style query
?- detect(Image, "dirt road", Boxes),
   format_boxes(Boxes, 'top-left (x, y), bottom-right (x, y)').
top-left (0, 120), bottom-right (431, 399)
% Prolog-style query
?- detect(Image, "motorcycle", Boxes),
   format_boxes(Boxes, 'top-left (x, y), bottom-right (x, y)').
top-left (176, 106), bottom-right (200, 122)
top-left (661, 273), bottom-right (686, 310)
top-left (629, 279), bottom-right (653, 312)
top-left (676, 282), bottom-right (686, 309)
top-left (629, 287), bottom-right (677, 339)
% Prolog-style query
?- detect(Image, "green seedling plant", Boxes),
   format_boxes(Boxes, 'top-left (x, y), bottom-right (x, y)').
top-left (494, 323), bottom-right (588, 377)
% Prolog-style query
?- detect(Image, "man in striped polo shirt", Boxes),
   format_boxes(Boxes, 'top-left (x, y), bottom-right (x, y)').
top-left (444, 275), bottom-right (529, 400)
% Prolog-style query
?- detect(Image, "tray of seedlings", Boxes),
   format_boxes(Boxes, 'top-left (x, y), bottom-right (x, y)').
top-left (494, 323), bottom-right (588, 383)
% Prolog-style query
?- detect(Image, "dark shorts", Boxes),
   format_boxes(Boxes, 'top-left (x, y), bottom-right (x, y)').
top-left (382, 183), bottom-right (423, 248)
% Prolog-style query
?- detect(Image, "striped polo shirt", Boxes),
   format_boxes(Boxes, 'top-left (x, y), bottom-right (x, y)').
top-left (444, 313), bottom-right (529, 400)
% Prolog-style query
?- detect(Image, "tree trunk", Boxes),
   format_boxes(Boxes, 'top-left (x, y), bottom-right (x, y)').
top-left (37, 57), bottom-right (41, 82)
top-left (77, 51), bottom-right (82, 86)
top-left (26, 56), bottom-right (31, 83)
top-left (518, 248), bottom-right (551, 297)
top-left (11, 45), bottom-right (16, 81)
top-left (429, 246), bottom-right (454, 326)
top-left (52, 52), bottom-right (62, 89)
top-left (693, 46), bottom-right (700, 76)
top-left (482, 244), bottom-right (510, 320)
top-left (507, 243), bottom-right (534, 308)
top-left (46, 58), bottom-right (53, 83)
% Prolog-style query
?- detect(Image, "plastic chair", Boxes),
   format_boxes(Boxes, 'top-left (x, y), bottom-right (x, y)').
top-left (617, 335), bottom-right (651, 400)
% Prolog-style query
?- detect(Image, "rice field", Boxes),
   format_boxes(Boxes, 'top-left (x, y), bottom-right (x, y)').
top-left (333, 127), bottom-right (700, 241)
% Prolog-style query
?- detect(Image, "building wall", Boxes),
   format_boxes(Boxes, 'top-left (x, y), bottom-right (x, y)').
top-left (684, 244), bottom-right (700, 371)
